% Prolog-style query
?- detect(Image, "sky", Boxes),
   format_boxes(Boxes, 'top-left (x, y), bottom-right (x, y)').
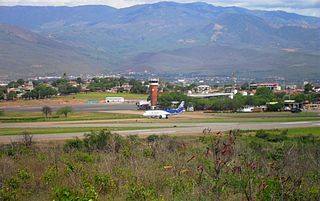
top-left (0, 0), bottom-right (319, 17)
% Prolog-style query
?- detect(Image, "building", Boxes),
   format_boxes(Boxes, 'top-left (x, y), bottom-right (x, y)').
top-left (196, 85), bottom-right (211, 93)
top-left (136, 100), bottom-right (151, 110)
top-left (23, 81), bottom-right (34, 92)
top-left (149, 78), bottom-right (159, 110)
top-left (250, 83), bottom-right (281, 91)
top-left (304, 103), bottom-right (320, 111)
top-left (105, 97), bottom-right (124, 103)
top-left (285, 85), bottom-right (297, 90)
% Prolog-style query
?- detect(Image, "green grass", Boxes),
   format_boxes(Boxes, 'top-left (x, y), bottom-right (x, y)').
top-left (240, 127), bottom-right (320, 138)
top-left (1, 111), bottom-right (319, 124)
top-left (89, 116), bottom-right (320, 124)
top-left (269, 127), bottom-right (320, 136)
top-left (0, 111), bottom-right (140, 123)
top-left (0, 126), bottom-right (168, 136)
top-left (56, 92), bottom-right (148, 101)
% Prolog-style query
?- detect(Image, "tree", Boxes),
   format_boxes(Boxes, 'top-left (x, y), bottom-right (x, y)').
top-left (241, 82), bottom-right (249, 90)
top-left (0, 86), bottom-right (6, 100)
top-left (267, 102), bottom-right (284, 111)
top-left (7, 91), bottom-right (17, 100)
top-left (304, 83), bottom-right (313, 93)
top-left (256, 87), bottom-right (273, 100)
top-left (42, 106), bottom-right (52, 119)
top-left (57, 106), bottom-right (73, 118)
top-left (76, 77), bottom-right (82, 85)
top-left (17, 79), bottom-right (25, 86)
top-left (7, 81), bottom-right (18, 88)
top-left (34, 84), bottom-right (58, 99)
top-left (130, 84), bottom-right (148, 94)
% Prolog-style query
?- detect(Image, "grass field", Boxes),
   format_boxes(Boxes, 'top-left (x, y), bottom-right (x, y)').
top-left (267, 127), bottom-right (320, 136)
top-left (0, 126), bottom-right (169, 136)
top-left (56, 93), bottom-right (148, 101)
top-left (0, 111), bottom-right (140, 123)
top-left (1, 110), bottom-right (319, 123)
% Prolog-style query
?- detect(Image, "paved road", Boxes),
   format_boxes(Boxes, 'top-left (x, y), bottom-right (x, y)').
top-left (0, 103), bottom-right (137, 112)
top-left (0, 121), bottom-right (319, 143)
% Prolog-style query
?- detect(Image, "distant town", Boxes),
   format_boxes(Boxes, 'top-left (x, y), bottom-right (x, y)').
top-left (1, 72), bottom-right (319, 113)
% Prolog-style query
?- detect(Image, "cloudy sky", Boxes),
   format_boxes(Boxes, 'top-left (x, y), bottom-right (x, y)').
top-left (0, 0), bottom-right (319, 17)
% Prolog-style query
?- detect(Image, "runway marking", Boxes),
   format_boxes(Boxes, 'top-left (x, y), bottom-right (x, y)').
top-left (116, 130), bottom-right (177, 135)
top-left (280, 122), bottom-right (308, 125)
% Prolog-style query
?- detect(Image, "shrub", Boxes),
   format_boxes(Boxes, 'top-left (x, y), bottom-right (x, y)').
top-left (255, 130), bottom-right (269, 139)
top-left (267, 133), bottom-right (288, 143)
top-left (17, 169), bottom-right (32, 181)
top-left (83, 130), bottom-right (112, 151)
top-left (94, 174), bottom-right (117, 194)
top-left (82, 181), bottom-right (98, 201)
top-left (127, 183), bottom-right (156, 201)
top-left (147, 135), bottom-right (159, 143)
top-left (43, 166), bottom-right (58, 185)
top-left (297, 134), bottom-right (318, 144)
top-left (53, 187), bottom-right (80, 201)
top-left (75, 151), bottom-right (94, 163)
top-left (20, 131), bottom-right (33, 147)
top-left (63, 138), bottom-right (84, 152)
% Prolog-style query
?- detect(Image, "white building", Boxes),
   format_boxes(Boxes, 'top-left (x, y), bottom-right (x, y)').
top-left (105, 97), bottom-right (125, 103)
top-left (250, 83), bottom-right (281, 91)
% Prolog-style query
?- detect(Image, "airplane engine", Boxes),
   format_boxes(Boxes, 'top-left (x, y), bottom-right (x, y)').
top-left (159, 114), bottom-right (167, 119)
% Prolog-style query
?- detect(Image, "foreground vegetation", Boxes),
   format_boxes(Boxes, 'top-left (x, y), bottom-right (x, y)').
top-left (0, 129), bottom-right (319, 200)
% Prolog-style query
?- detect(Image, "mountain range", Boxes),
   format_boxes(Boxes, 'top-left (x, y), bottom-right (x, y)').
top-left (0, 2), bottom-right (319, 79)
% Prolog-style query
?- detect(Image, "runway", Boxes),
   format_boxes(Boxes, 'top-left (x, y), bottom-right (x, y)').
top-left (0, 120), bottom-right (319, 143)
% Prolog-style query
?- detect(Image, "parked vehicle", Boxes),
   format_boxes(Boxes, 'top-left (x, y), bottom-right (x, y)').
top-left (291, 108), bottom-right (302, 113)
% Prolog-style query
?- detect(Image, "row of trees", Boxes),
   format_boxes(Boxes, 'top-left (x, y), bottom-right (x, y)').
top-left (22, 84), bottom-right (57, 99)
top-left (87, 77), bottom-right (149, 94)
top-left (52, 79), bottom-right (80, 95)
top-left (158, 87), bottom-right (320, 111)
top-left (41, 106), bottom-right (73, 118)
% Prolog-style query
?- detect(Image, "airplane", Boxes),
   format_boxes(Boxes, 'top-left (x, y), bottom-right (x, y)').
top-left (143, 101), bottom-right (185, 119)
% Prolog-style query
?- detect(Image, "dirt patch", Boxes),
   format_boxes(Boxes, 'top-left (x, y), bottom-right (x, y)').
top-left (0, 99), bottom-right (85, 107)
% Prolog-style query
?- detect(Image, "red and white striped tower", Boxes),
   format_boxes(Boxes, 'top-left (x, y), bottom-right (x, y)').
top-left (149, 78), bottom-right (159, 110)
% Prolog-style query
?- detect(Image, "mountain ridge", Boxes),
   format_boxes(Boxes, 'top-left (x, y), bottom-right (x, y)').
top-left (0, 2), bottom-right (319, 79)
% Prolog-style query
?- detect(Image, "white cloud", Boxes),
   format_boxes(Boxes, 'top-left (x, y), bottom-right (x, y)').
top-left (0, 0), bottom-right (319, 16)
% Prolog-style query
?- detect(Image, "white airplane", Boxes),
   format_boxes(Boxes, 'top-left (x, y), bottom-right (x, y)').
top-left (143, 101), bottom-right (185, 119)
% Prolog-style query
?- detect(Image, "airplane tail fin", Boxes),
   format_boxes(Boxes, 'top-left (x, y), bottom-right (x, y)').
top-left (177, 101), bottom-right (185, 112)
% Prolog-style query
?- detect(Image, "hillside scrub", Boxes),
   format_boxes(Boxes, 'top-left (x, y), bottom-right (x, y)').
top-left (0, 130), bottom-right (319, 200)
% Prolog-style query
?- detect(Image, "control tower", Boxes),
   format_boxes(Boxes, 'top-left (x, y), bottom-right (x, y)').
top-left (149, 78), bottom-right (159, 110)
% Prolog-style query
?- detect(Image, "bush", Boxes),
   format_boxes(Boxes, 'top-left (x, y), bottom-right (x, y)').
top-left (20, 131), bottom-right (33, 147)
top-left (63, 138), bottom-right (84, 152)
top-left (94, 174), bottom-right (117, 194)
top-left (147, 135), bottom-right (159, 143)
top-left (255, 130), bottom-right (269, 139)
top-left (43, 166), bottom-right (58, 185)
top-left (83, 130), bottom-right (112, 151)
top-left (53, 187), bottom-right (80, 201)
top-left (127, 183), bottom-right (156, 201)
top-left (75, 151), bottom-right (94, 163)
top-left (297, 134), bottom-right (318, 144)
top-left (255, 130), bottom-right (288, 142)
